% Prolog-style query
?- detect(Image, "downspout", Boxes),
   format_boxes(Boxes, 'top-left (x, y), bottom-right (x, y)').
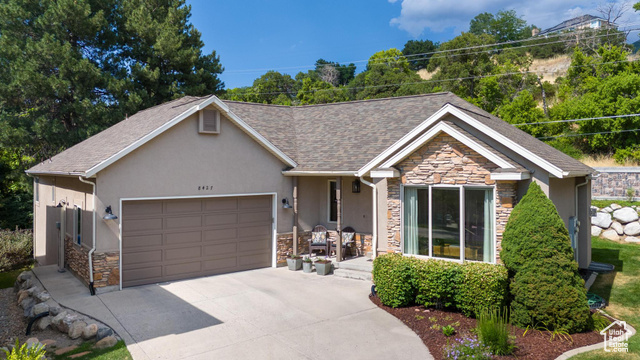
top-left (78, 176), bottom-right (96, 296)
top-left (360, 177), bottom-right (377, 259)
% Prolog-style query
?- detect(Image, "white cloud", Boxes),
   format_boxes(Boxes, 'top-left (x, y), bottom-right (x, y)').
top-left (389, 0), bottom-right (638, 39)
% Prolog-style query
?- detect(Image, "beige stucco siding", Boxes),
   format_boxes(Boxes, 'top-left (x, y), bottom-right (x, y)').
top-left (33, 176), bottom-right (94, 265)
top-left (95, 110), bottom-right (293, 252)
top-left (297, 176), bottom-right (372, 233)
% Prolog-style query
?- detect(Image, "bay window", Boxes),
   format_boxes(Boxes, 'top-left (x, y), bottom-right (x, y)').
top-left (403, 185), bottom-right (494, 263)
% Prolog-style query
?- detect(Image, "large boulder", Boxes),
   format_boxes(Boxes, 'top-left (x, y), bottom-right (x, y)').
top-left (592, 212), bottom-right (613, 228)
top-left (32, 303), bottom-right (49, 316)
top-left (51, 311), bottom-right (68, 329)
top-left (82, 324), bottom-right (98, 339)
top-left (68, 321), bottom-right (87, 339)
top-left (611, 221), bottom-right (625, 235)
top-left (96, 327), bottom-right (113, 342)
top-left (94, 336), bottom-right (117, 349)
top-left (624, 222), bottom-right (640, 236)
top-left (613, 207), bottom-right (639, 224)
top-left (591, 226), bottom-right (602, 237)
top-left (34, 291), bottom-right (51, 303)
top-left (601, 229), bottom-right (619, 241)
top-left (625, 236), bottom-right (640, 243)
top-left (20, 297), bottom-right (35, 317)
top-left (37, 316), bottom-right (52, 331)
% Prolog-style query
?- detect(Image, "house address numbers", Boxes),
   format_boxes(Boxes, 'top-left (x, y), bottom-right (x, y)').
top-left (197, 186), bottom-right (215, 191)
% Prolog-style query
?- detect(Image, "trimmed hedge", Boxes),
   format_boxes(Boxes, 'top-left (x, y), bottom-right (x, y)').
top-left (0, 229), bottom-right (33, 272)
top-left (372, 253), bottom-right (508, 316)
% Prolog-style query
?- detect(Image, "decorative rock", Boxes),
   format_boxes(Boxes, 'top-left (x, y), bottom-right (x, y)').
top-left (51, 311), bottom-right (68, 329)
top-left (37, 316), bottom-right (52, 331)
top-left (68, 321), bottom-right (87, 339)
top-left (70, 352), bottom-right (91, 359)
top-left (96, 327), bottom-right (114, 342)
top-left (601, 229), bottom-right (619, 241)
top-left (54, 345), bottom-right (78, 356)
top-left (18, 272), bottom-right (32, 282)
top-left (592, 212), bottom-right (613, 228)
top-left (17, 290), bottom-right (29, 304)
top-left (625, 236), bottom-right (640, 243)
top-left (34, 291), bottom-right (51, 303)
top-left (32, 303), bottom-right (49, 316)
top-left (20, 297), bottom-right (35, 317)
top-left (602, 206), bottom-right (613, 213)
top-left (611, 221), bottom-right (625, 235)
top-left (58, 313), bottom-right (80, 333)
top-left (94, 336), bottom-right (117, 349)
top-left (611, 203), bottom-right (622, 210)
top-left (49, 306), bottom-right (61, 317)
top-left (25, 338), bottom-right (39, 347)
top-left (613, 207), bottom-right (639, 224)
top-left (82, 324), bottom-right (98, 339)
top-left (20, 278), bottom-right (32, 290)
top-left (591, 226), bottom-right (602, 237)
top-left (41, 339), bottom-right (56, 347)
top-left (624, 222), bottom-right (640, 236)
top-left (25, 286), bottom-right (39, 296)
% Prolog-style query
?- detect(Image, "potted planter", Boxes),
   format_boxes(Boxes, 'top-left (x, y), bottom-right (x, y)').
top-left (302, 257), bottom-right (313, 273)
top-left (315, 257), bottom-right (332, 276)
top-left (286, 255), bottom-right (302, 271)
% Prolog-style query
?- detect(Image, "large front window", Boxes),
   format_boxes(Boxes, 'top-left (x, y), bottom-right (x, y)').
top-left (403, 186), bottom-right (494, 262)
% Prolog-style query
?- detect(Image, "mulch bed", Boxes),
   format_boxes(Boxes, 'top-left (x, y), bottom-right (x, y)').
top-left (371, 295), bottom-right (614, 360)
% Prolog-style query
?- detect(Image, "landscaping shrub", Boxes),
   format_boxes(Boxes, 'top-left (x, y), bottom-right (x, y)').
top-left (476, 308), bottom-right (515, 355)
top-left (500, 182), bottom-right (592, 333)
top-left (373, 254), bottom-right (508, 314)
top-left (372, 253), bottom-right (416, 308)
top-left (0, 229), bottom-right (33, 272)
top-left (413, 258), bottom-right (459, 309)
top-left (455, 262), bottom-right (508, 316)
top-left (3, 339), bottom-right (46, 360)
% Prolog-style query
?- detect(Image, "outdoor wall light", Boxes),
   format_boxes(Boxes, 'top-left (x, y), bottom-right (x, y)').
top-left (56, 200), bottom-right (67, 208)
top-left (103, 206), bottom-right (118, 220)
top-left (282, 198), bottom-right (292, 209)
top-left (352, 179), bottom-right (361, 193)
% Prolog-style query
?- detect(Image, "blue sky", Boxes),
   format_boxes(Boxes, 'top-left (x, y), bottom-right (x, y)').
top-left (188, 0), bottom-right (640, 89)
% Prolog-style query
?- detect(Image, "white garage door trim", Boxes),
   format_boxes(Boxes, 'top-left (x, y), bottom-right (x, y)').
top-left (118, 192), bottom-right (278, 290)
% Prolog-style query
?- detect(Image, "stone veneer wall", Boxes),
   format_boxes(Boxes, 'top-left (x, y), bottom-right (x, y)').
top-left (276, 231), bottom-right (373, 265)
top-left (592, 167), bottom-right (640, 200)
top-left (386, 133), bottom-right (517, 262)
top-left (64, 236), bottom-right (90, 285)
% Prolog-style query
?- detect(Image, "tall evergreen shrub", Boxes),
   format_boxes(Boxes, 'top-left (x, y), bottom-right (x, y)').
top-left (500, 182), bottom-right (591, 333)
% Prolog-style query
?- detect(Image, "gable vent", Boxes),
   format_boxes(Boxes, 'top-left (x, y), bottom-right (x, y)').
top-left (199, 109), bottom-right (220, 134)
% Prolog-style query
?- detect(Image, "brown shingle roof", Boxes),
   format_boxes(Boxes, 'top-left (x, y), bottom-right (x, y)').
top-left (27, 92), bottom-right (594, 177)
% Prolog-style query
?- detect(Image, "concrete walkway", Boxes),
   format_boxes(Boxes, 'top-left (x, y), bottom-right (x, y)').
top-left (33, 265), bottom-right (432, 360)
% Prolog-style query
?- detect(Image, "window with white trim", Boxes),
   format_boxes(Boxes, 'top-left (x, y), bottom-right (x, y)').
top-left (403, 185), bottom-right (495, 263)
top-left (73, 205), bottom-right (82, 246)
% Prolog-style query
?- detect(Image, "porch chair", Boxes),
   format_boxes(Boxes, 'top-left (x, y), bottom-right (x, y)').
top-left (308, 225), bottom-right (329, 257)
top-left (331, 226), bottom-right (356, 260)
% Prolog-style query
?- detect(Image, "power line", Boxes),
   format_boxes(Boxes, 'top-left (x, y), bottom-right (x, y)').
top-left (538, 128), bottom-right (640, 140)
top-left (514, 113), bottom-right (640, 126)
top-left (225, 26), bottom-right (638, 74)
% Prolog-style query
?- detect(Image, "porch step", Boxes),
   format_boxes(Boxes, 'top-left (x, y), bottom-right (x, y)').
top-left (333, 259), bottom-right (373, 272)
top-left (333, 268), bottom-right (372, 281)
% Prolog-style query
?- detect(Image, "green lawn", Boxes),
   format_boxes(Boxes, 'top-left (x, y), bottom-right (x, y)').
top-left (592, 200), bottom-right (640, 209)
top-left (0, 265), bottom-right (32, 289)
top-left (570, 237), bottom-right (640, 359)
top-left (51, 340), bottom-right (132, 360)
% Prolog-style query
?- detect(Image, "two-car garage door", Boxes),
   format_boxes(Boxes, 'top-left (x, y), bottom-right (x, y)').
top-left (121, 195), bottom-right (273, 287)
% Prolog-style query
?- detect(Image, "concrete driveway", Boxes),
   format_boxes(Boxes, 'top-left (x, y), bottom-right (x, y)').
top-left (93, 267), bottom-right (431, 360)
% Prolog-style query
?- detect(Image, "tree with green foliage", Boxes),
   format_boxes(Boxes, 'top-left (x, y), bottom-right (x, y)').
top-left (350, 48), bottom-right (422, 100)
top-left (296, 78), bottom-right (347, 105)
top-left (401, 39), bottom-right (438, 71)
top-left (0, 0), bottom-right (224, 229)
top-left (501, 182), bottom-right (591, 333)
top-left (497, 90), bottom-right (560, 137)
top-left (469, 10), bottom-right (533, 43)
top-left (314, 59), bottom-right (356, 86)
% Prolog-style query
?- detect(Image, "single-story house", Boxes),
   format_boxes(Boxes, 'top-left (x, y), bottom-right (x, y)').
top-left (27, 93), bottom-right (595, 293)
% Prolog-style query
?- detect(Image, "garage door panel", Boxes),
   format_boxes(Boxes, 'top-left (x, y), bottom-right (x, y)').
top-left (165, 231), bottom-right (201, 245)
top-left (203, 228), bottom-right (237, 242)
top-left (123, 266), bottom-right (162, 282)
top-left (203, 243), bottom-right (237, 256)
top-left (124, 218), bottom-right (163, 233)
top-left (204, 198), bottom-right (238, 211)
top-left (165, 246), bottom-right (202, 261)
top-left (165, 199), bottom-right (202, 214)
top-left (204, 213), bottom-right (238, 226)
top-left (122, 195), bottom-right (272, 288)
top-left (164, 215), bottom-right (202, 229)
top-left (202, 257), bottom-right (237, 271)
top-left (123, 249), bottom-right (162, 266)
top-left (123, 234), bottom-right (162, 249)
top-left (165, 262), bottom-right (201, 276)
top-left (123, 201), bottom-right (163, 217)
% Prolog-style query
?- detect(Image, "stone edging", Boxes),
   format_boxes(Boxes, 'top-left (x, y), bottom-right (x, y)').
top-left (554, 312), bottom-right (636, 360)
